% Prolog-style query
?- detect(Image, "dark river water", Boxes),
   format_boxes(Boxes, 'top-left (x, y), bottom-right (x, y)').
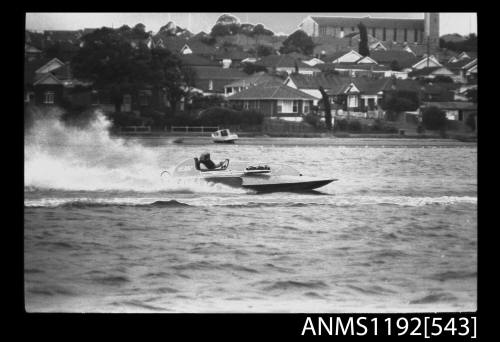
top-left (24, 115), bottom-right (477, 312)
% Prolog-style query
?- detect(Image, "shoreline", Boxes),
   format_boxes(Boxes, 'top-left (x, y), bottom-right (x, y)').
top-left (115, 134), bottom-right (477, 147)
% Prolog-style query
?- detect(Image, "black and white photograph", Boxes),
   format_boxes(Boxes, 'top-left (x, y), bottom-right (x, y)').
top-left (24, 12), bottom-right (477, 314)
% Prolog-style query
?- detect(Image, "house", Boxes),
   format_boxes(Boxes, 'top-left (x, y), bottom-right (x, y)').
top-left (25, 44), bottom-right (43, 61)
top-left (421, 101), bottom-right (476, 122)
top-left (369, 50), bottom-right (418, 70)
top-left (284, 73), bottom-right (351, 105)
top-left (179, 54), bottom-right (219, 67)
top-left (324, 50), bottom-right (364, 64)
top-left (411, 55), bottom-right (442, 70)
top-left (408, 66), bottom-right (455, 80)
top-left (223, 72), bottom-right (284, 97)
top-left (190, 66), bottom-right (247, 96)
top-left (213, 48), bottom-right (252, 68)
top-left (329, 78), bottom-right (390, 118)
top-left (254, 54), bottom-right (321, 75)
top-left (303, 58), bottom-right (324, 66)
top-left (180, 39), bottom-right (218, 56)
top-left (227, 83), bottom-right (316, 121)
top-left (444, 57), bottom-right (477, 84)
top-left (25, 57), bottom-right (92, 107)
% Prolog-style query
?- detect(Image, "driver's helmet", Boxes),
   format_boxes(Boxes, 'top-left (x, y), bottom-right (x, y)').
top-left (200, 152), bottom-right (210, 161)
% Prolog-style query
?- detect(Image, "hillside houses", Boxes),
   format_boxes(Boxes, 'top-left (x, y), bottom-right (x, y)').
top-left (254, 54), bottom-right (321, 75)
top-left (25, 16), bottom-right (476, 131)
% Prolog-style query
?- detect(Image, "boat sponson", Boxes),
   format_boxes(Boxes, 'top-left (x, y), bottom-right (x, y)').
top-left (241, 179), bottom-right (336, 192)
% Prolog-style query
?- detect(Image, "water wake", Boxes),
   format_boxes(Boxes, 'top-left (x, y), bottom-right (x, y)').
top-left (24, 194), bottom-right (477, 208)
top-left (24, 108), bottom-right (245, 194)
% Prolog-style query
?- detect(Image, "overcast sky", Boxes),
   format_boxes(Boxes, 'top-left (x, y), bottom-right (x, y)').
top-left (26, 13), bottom-right (477, 36)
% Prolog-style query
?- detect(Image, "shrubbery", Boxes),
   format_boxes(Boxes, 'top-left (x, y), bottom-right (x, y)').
top-left (465, 113), bottom-right (477, 131)
top-left (421, 106), bottom-right (448, 131)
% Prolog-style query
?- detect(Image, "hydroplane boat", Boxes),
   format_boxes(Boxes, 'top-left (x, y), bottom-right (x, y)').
top-left (163, 158), bottom-right (337, 192)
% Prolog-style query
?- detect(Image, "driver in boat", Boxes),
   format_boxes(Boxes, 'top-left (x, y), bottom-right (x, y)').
top-left (198, 152), bottom-right (225, 170)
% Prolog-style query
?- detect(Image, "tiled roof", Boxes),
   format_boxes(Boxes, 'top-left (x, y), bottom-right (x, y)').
top-left (224, 72), bottom-right (284, 88)
top-left (255, 54), bottom-right (316, 69)
top-left (179, 54), bottom-right (219, 66)
top-left (444, 57), bottom-right (476, 71)
top-left (408, 66), bottom-right (444, 77)
top-left (287, 73), bottom-right (350, 90)
top-left (190, 66), bottom-right (247, 80)
top-left (330, 78), bottom-right (390, 95)
top-left (227, 83), bottom-right (316, 100)
top-left (191, 66), bottom-right (247, 92)
top-left (322, 50), bottom-right (352, 63)
top-left (370, 50), bottom-right (418, 68)
top-left (310, 16), bottom-right (424, 30)
top-left (331, 63), bottom-right (390, 71)
top-left (214, 48), bottom-right (252, 61)
top-left (184, 39), bottom-right (218, 55)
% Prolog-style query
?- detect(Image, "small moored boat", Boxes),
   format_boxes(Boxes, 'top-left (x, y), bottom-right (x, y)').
top-left (212, 129), bottom-right (238, 143)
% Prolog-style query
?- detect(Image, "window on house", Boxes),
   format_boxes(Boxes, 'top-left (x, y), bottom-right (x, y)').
top-left (404, 29), bottom-right (408, 42)
top-left (303, 101), bottom-right (310, 114)
top-left (226, 87), bottom-right (233, 95)
top-left (383, 28), bottom-right (386, 41)
top-left (393, 28), bottom-right (397, 41)
top-left (44, 91), bottom-right (55, 104)
top-left (292, 100), bottom-right (299, 113)
top-left (277, 100), bottom-right (294, 113)
top-left (348, 95), bottom-right (358, 108)
top-left (414, 29), bottom-right (418, 42)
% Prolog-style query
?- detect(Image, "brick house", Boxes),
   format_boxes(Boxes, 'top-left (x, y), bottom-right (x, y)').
top-left (227, 83), bottom-right (316, 121)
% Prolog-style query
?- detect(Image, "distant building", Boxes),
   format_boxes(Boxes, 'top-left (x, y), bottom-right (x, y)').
top-left (227, 83), bottom-right (316, 121)
top-left (299, 13), bottom-right (439, 52)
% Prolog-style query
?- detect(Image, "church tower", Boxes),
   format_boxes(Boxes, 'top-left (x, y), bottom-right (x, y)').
top-left (424, 13), bottom-right (440, 53)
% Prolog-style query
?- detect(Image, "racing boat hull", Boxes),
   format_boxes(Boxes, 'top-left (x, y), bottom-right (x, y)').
top-left (168, 158), bottom-right (337, 193)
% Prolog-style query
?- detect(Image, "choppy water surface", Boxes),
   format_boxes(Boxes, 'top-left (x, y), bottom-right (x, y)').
top-left (24, 114), bottom-right (477, 312)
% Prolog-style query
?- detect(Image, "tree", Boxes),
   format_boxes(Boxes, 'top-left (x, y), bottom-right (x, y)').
top-left (381, 90), bottom-right (420, 121)
top-left (255, 44), bottom-right (274, 57)
top-left (319, 86), bottom-right (332, 130)
top-left (72, 27), bottom-right (151, 113)
top-left (280, 30), bottom-right (315, 55)
top-left (358, 22), bottom-right (370, 57)
top-left (251, 24), bottom-right (274, 36)
top-left (421, 106), bottom-right (448, 131)
top-left (149, 48), bottom-right (196, 116)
